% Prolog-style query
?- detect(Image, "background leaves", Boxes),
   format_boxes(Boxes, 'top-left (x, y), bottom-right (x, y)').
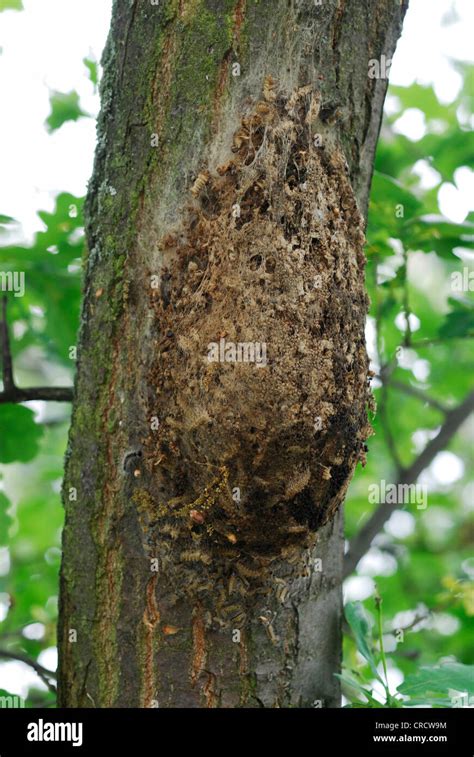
top-left (0, 406), bottom-right (43, 464)
top-left (0, 1), bottom-right (23, 12)
top-left (45, 91), bottom-right (89, 133)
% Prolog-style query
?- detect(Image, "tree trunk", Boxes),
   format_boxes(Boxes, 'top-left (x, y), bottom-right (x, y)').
top-left (58, 0), bottom-right (407, 708)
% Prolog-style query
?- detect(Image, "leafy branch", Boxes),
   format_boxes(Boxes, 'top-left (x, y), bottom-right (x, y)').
top-left (349, 254), bottom-right (474, 575)
top-left (344, 387), bottom-right (474, 576)
top-left (342, 598), bottom-right (474, 708)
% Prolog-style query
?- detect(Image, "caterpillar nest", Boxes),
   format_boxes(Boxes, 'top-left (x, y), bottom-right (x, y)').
top-left (144, 80), bottom-right (373, 578)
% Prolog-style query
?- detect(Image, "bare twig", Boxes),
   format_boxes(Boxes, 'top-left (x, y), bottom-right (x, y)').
top-left (391, 610), bottom-right (432, 634)
top-left (0, 386), bottom-right (74, 404)
top-left (0, 648), bottom-right (57, 693)
top-left (0, 296), bottom-right (74, 405)
top-left (344, 389), bottom-right (474, 577)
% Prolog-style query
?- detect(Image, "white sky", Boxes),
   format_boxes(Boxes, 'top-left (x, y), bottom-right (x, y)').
top-left (0, 0), bottom-right (473, 242)
top-left (0, 0), bottom-right (112, 240)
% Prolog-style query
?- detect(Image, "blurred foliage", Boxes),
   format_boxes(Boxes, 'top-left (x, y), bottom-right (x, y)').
top-left (0, 406), bottom-right (43, 463)
top-left (343, 71), bottom-right (474, 707)
top-left (46, 91), bottom-right (89, 133)
top-left (0, 193), bottom-right (84, 365)
top-left (0, 38), bottom-right (472, 707)
top-left (83, 57), bottom-right (99, 91)
top-left (0, 0), bottom-right (23, 12)
top-left (342, 600), bottom-right (474, 707)
top-left (0, 195), bottom-right (82, 704)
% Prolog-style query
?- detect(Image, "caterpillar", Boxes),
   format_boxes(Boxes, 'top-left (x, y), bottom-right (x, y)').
top-left (284, 467), bottom-right (311, 500)
top-left (190, 171), bottom-right (209, 197)
top-left (236, 562), bottom-right (266, 579)
top-left (180, 549), bottom-right (212, 565)
top-left (263, 74), bottom-right (276, 103)
top-left (158, 522), bottom-right (180, 539)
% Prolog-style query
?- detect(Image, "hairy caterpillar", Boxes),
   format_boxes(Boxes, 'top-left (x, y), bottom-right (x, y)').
top-left (180, 550), bottom-right (212, 565)
top-left (190, 171), bottom-right (209, 197)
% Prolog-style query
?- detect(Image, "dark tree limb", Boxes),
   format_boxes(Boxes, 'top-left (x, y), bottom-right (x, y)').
top-left (0, 296), bottom-right (14, 393)
top-left (0, 648), bottom-right (57, 693)
top-left (344, 389), bottom-right (474, 577)
top-left (0, 296), bottom-right (73, 405)
top-left (0, 386), bottom-right (74, 405)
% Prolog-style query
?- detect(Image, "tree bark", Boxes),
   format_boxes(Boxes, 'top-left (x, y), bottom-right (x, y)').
top-left (58, 0), bottom-right (407, 708)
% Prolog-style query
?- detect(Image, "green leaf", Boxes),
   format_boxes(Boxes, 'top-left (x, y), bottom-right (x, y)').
top-left (390, 84), bottom-right (455, 125)
top-left (83, 57), bottom-right (98, 89)
top-left (422, 130), bottom-right (474, 184)
top-left (371, 171), bottom-right (423, 214)
top-left (0, 492), bottom-right (12, 545)
top-left (0, 214), bottom-right (16, 225)
top-left (0, 193), bottom-right (83, 363)
top-left (0, 0), bottom-right (23, 11)
top-left (335, 673), bottom-right (381, 706)
top-left (367, 172), bottom-right (424, 256)
top-left (0, 406), bottom-right (43, 463)
top-left (439, 298), bottom-right (474, 339)
top-left (398, 663), bottom-right (474, 698)
top-left (345, 602), bottom-right (382, 681)
top-left (45, 90), bottom-right (88, 133)
top-left (403, 215), bottom-right (474, 259)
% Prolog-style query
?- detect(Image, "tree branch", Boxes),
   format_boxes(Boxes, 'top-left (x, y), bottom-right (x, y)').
top-left (344, 389), bottom-right (474, 577)
top-left (0, 386), bottom-right (74, 404)
top-left (0, 648), bottom-right (57, 693)
top-left (0, 296), bottom-right (74, 405)
top-left (0, 296), bottom-right (14, 392)
top-left (390, 379), bottom-right (448, 415)
top-left (378, 380), bottom-right (403, 476)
